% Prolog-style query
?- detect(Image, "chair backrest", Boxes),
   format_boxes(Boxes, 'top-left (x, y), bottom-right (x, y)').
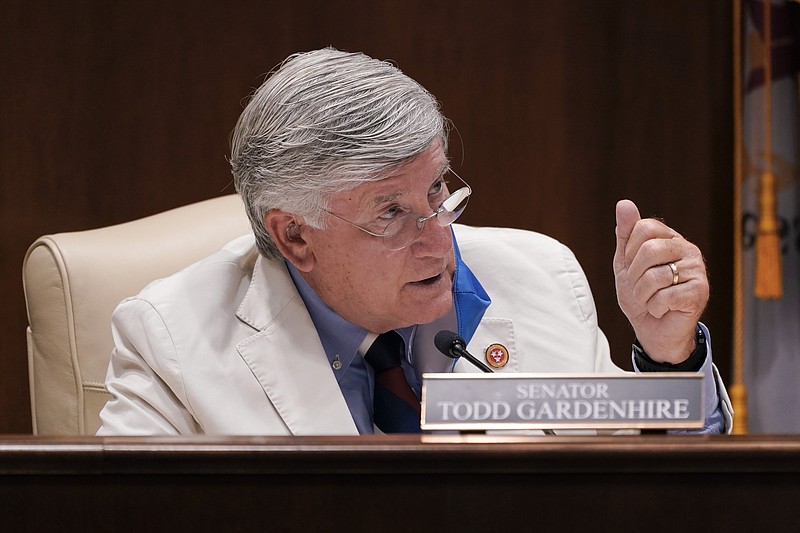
top-left (23, 195), bottom-right (252, 435)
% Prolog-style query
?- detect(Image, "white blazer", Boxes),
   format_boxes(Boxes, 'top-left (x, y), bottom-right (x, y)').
top-left (98, 225), bottom-right (722, 435)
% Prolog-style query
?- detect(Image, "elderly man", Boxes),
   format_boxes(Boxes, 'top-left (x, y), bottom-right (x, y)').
top-left (97, 48), bottom-right (731, 435)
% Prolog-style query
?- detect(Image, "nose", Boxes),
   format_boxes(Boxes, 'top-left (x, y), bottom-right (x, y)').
top-left (411, 213), bottom-right (453, 258)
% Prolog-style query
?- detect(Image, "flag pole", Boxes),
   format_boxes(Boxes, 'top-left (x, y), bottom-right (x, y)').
top-left (731, 0), bottom-right (748, 434)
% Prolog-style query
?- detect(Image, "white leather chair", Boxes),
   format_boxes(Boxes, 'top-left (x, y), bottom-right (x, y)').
top-left (23, 195), bottom-right (251, 435)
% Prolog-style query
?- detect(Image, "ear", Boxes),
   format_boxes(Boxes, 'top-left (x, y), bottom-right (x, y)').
top-left (263, 210), bottom-right (315, 272)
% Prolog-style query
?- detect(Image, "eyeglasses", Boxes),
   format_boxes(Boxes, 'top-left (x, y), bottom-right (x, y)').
top-left (325, 170), bottom-right (471, 251)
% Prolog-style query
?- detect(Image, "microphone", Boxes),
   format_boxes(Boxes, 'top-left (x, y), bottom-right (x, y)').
top-left (434, 330), bottom-right (494, 373)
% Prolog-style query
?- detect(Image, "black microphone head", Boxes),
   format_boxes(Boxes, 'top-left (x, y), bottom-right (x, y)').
top-left (434, 330), bottom-right (465, 358)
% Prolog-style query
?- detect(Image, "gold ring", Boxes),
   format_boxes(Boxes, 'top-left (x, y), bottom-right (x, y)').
top-left (668, 262), bottom-right (679, 286)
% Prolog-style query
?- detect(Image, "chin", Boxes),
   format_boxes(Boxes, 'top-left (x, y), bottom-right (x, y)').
top-left (408, 294), bottom-right (452, 325)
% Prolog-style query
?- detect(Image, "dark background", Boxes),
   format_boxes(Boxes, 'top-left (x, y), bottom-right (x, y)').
top-left (0, 0), bottom-right (733, 433)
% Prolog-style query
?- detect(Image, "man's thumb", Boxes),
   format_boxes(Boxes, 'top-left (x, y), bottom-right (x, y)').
top-left (614, 199), bottom-right (641, 270)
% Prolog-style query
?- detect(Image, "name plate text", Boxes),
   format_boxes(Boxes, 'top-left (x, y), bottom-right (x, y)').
top-left (421, 373), bottom-right (704, 431)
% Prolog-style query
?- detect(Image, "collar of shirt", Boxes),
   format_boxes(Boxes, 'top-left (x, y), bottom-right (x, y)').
top-left (285, 262), bottom-right (415, 434)
top-left (286, 261), bottom-right (377, 377)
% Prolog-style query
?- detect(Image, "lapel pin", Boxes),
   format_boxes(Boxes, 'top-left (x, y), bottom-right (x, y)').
top-left (485, 343), bottom-right (509, 368)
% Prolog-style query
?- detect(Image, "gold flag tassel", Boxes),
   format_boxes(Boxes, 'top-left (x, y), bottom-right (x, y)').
top-left (754, 0), bottom-right (783, 299)
top-left (754, 169), bottom-right (783, 298)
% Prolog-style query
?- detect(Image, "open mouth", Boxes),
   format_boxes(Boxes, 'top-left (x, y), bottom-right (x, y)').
top-left (415, 273), bottom-right (443, 286)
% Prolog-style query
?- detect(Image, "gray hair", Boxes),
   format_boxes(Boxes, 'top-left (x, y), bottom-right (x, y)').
top-left (229, 48), bottom-right (449, 260)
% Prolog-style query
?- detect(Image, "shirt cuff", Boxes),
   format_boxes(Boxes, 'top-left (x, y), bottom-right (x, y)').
top-left (631, 323), bottom-right (731, 434)
top-left (632, 325), bottom-right (706, 372)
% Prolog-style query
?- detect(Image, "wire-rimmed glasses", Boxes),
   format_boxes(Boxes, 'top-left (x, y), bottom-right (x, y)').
top-left (325, 170), bottom-right (471, 251)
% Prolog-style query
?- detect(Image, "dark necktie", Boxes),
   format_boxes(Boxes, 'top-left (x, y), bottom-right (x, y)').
top-left (363, 331), bottom-right (421, 434)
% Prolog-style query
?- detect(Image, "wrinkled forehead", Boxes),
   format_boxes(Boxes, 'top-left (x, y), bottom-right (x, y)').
top-left (328, 141), bottom-right (449, 210)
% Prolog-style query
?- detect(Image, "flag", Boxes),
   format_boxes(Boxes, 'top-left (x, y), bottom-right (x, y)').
top-left (739, 0), bottom-right (800, 433)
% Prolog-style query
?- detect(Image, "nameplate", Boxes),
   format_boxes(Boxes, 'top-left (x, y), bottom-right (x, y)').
top-left (421, 373), bottom-right (704, 431)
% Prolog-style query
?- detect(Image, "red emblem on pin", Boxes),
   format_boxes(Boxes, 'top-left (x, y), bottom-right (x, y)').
top-left (485, 343), bottom-right (509, 368)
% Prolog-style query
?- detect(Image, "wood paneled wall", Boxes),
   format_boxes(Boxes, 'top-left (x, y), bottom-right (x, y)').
top-left (0, 0), bottom-right (733, 433)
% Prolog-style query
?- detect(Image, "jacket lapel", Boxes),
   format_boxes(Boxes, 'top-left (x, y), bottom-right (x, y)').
top-left (235, 257), bottom-right (358, 435)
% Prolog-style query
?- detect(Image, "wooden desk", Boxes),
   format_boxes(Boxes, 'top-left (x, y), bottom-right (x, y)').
top-left (2, 434), bottom-right (799, 532)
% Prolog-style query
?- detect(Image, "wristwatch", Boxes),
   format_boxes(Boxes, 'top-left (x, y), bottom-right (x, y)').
top-left (632, 326), bottom-right (707, 372)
